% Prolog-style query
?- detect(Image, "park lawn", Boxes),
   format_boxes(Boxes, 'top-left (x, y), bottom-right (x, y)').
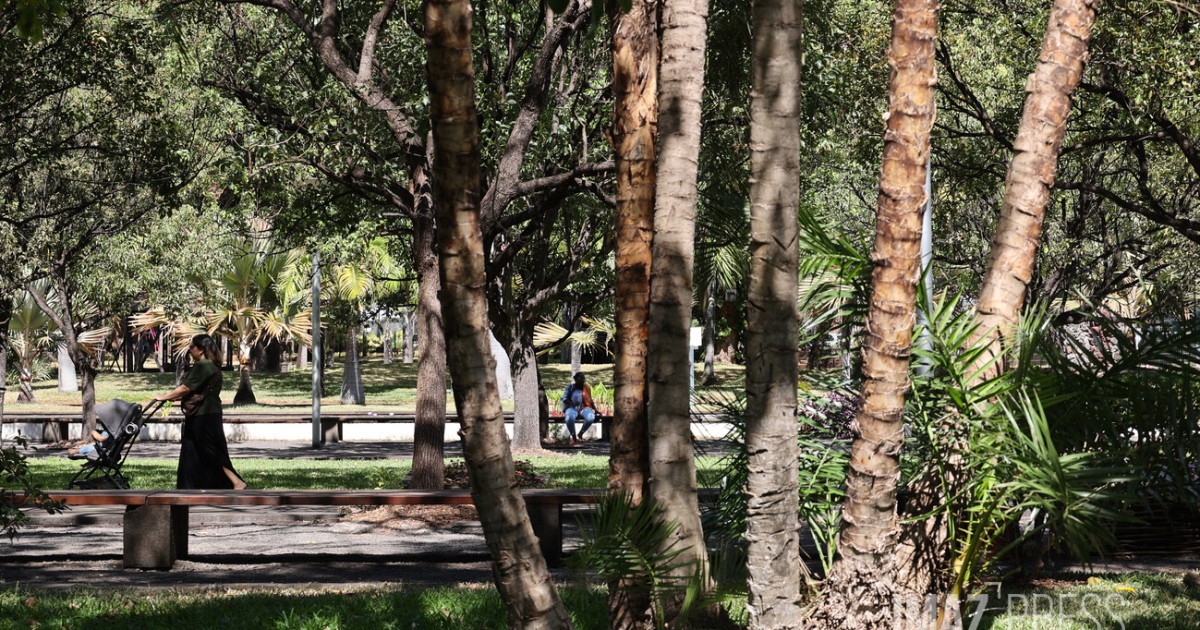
top-left (0, 584), bottom-right (610, 630)
top-left (4, 359), bottom-right (745, 413)
top-left (26, 455), bottom-right (728, 490)
top-left (2, 574), bottom-right (1197, 630)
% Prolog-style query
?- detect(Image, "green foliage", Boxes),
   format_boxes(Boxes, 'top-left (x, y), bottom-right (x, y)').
top-left (1, 436), bottom-right (64, 541)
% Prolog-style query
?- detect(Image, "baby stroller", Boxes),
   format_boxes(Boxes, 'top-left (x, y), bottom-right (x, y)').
top-left (68, 399), bottom-right (164, 490)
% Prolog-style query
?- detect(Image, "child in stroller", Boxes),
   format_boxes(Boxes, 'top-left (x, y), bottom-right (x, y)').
top-left (68, 427), bottom-right (112, 461)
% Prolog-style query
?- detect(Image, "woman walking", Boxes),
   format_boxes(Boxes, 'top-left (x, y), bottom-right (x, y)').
top-left (154, 334), bottom-right (246, 489)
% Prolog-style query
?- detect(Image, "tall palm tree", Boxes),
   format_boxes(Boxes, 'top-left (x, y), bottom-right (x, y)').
top-left (810, 0), bottom-right (938, 627)
top-left (645, 0), bottom-right (711, 625)
top-left (424, 0), bottom-right (570, 626)
top-left (742, 0), bottom-right (804, 625)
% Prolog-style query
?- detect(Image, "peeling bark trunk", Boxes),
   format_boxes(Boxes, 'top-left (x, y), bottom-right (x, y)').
top-left (410, 212), bottom-right (448, 491)
top-left (646, 0), bottom-right (711, 622)
top-left (340, 325), bottom-right (365, 405)
top-left (608, 2), bottom-right (659, 626)
top-left (743, 0), bottom-right (805, 626)
top-left (424, 1), bottom-right (571, 626)
top-left (811, 0), bottom-right (937, 627)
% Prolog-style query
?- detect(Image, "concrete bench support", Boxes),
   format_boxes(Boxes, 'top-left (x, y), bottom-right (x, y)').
top-left (123, 505), bottom-right (177, 569)
top-left (526, 503), bottom-right (562, 568)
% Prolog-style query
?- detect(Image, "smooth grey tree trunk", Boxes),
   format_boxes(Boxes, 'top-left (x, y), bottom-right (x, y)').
top-left (57, 343), bottom-right (78, 392)
top-left (402, 307), bottom-right (416, 364)
top-left (510, 338), bottom-right (541, 450)
top-left (490, 330), bottom-right (514, 401)
top-left (340, 325), bottom-right (365, 405)
top-left (297, 344), bottom-right (308, 369)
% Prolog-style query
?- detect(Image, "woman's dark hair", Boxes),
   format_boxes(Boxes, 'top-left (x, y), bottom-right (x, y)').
top-left (191, 334), bottom-right (223, 364)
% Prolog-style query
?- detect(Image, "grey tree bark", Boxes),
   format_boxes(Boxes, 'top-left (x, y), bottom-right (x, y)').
top-left (340, 325), bottom-right (365, 404)
top-left (510, 338), bottom-right (542, 450)
top-left (646, 0), bottom-right (711, 621)
top-left (743, 0), bottom-right (805, 626)
top-left (0, 295), bottom-right (10, 447)
top-left (424, 0), bottom-right (571, 625)
top-left (410, 213), bottom-right (448, 491)
top-left (56, 343), bottom-right (77, 393)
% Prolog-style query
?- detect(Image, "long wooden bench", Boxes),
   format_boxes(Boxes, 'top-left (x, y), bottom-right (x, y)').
top-left (43, 489), bottom-right (603, 570)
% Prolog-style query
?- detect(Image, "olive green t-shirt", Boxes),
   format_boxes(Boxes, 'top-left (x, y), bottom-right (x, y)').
top-left (181, 360), bottom-right (223, 416)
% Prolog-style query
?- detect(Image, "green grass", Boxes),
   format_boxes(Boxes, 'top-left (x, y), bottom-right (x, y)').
top-left (3, 574), bottom-right (1196, 630)
top-left (975, 573), bottom-right (1200, 629)
top-left (26, 455), bottom-right (726, 490)
top-left (4, 358), bottom-right (746, 413)
top-left (0, 584), bottom-right (610, 630)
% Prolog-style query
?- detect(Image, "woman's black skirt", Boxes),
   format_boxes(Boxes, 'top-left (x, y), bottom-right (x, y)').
top-left (177, 412), bottom-right (242, 489)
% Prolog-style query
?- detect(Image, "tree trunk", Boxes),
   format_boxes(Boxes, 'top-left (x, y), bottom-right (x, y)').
top-left (703, 287), bottom-right (716, 385)
top-left (424, 1), bottom-right (571, 626)
top-left (973, 0), bottom-right (1099, 377)
top-left (340, 325), bottom-right (365, 405)
top-left (609, 0), bottom-right (658, 508)
top-left (890, 2), bottom-right (1099, 625)
top-left (0, 296), bottom-right (10, 446)
top-left (646, 0), bottom-right (711, 623)
top-left (410, 212), bottom-right (448, 491)
top-left (608, 2), bottom-right (659, 627)
top-left (297, 344), bottom-right (308, 370)
top-left (510, 333), bottom-right (542, 450)
top-left (811, 0), bottom-right (937, 627)
top-left (234, 363), bottom-right (256, 405)
top-left (18, 360), bottom-right (34, 403)
top-left (402, 306), bottom-right (416, 364)
top-left (77, 351), bottom-right (98, 439)
top-left (57, 343), bottom-right (78, 393)
top-left (742, 0), bottom-right (805, 626)
top-left (261, 337), bottom-right (283, 373)
top-left (382, 319), bottom-right (394, 365)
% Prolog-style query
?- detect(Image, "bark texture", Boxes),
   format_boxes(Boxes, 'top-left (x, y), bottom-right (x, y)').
top-left (410, 213), bottom-right (448, 491)
top-left (810, 0), bottom-right (937, 627)
top-left (424, 2), bottom-right (570, 627)
top-left (608, 3), bottom-right (659, 627)
top-left (890, 3), bottom-right (1098, 625)
top-left (340, 325), bottom-right (365, 404)
top-left (609, 0), bottom-right (658, 508)
top-left (646, 0), bottom-right (711, 620)
top-left (973, 0), bottom-right (1099, 377)
top-left (743, 0), bottom-right (804, 626)
top-left (0, 296), bottom-right (10, 446)
top-left (510, 335), bottom-right (541, 450)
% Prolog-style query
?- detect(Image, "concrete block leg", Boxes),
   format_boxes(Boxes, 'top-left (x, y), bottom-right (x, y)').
top-left (321, 419), bottom-right (342, 444)
top-left (172, 505), bottom-right (190, 559)
top-left (527, 503), bottom-right (562, 568)
top-left (123, 505), bottom-right (177, 570)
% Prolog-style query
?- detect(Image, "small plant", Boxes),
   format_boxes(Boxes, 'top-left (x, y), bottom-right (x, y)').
top-left (2, 436), bottom-right (65, 541)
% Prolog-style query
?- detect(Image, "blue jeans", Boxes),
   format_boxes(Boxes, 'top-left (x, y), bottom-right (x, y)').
top-left (564, 407), bottom-right (596, 439)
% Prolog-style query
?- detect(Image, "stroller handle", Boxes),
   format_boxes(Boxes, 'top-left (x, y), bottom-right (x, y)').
top-left (129, 399), bottom-right (167, 434)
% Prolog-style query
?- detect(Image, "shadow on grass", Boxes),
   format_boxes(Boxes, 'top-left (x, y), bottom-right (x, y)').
top-left (1, 585), bottom-right (609, 630)
top-left (974, 573), bottom-right (1200, 630)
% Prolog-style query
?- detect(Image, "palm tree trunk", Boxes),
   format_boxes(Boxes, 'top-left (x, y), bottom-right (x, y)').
top-left (646, 0), bottom-right (710, 623)
top-left (890, 3), bottom-right (1099, 624)
top-left (810, 0), bottom-right (937, 627)
top-left (608, 3), bottom-right (659, 625)
top-left (424, 2), bottom-right (569, 624)
top-left (18, 360), bottom-right (34, 403)
top-left (340, 325), bottom-right (365, 404)
top-left (743, 0), bottom-right (805, 626)
top-left (609, 0), bottom-right (658, 511)
top-left (0, 296), bottom-right (10, 446)
top-left (973, 0), bottom-right (1099, 376)
top-left (410, 211), bottom-right (448, 491)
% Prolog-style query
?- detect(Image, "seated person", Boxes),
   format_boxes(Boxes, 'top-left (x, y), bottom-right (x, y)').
top-left (68, 428), bottom-right (111, 461)
top-left (560, 372), bottom-right (597, 445)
